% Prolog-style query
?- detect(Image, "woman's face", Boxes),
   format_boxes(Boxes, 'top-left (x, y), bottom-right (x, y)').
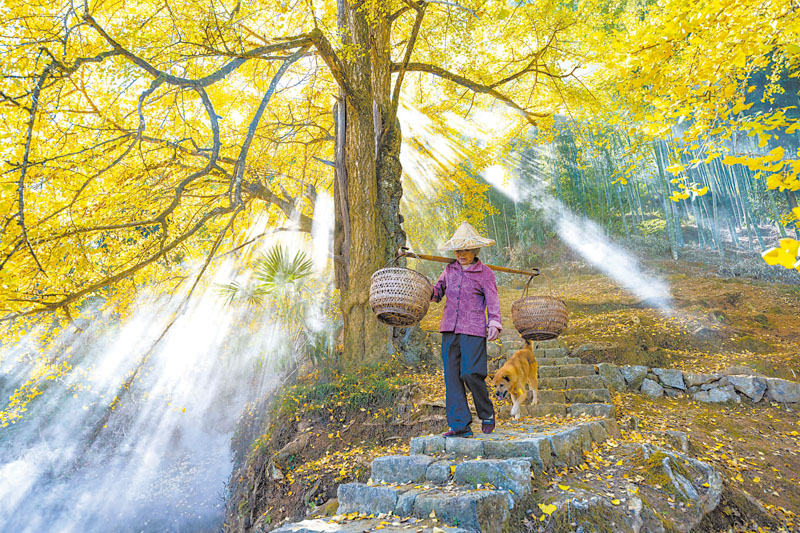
top-left (454, 249), bottom-right (476, 266)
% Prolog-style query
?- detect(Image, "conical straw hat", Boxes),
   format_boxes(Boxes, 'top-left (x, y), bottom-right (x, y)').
top-left (439, 221), bottom-right (496, 252)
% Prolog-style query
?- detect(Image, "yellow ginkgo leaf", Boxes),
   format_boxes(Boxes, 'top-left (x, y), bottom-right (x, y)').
top-left (558, 484), bottom-right (570, 490)
top-left (611, 499), bottom-right (621, 505)
top-left (538, 503), bottom-right (557, 515)
top-left (765, 146), bottom-right (785, 162)
top-left (753, 477), bottom-right (761, 483)
top-left (665, 163), bottom-right (685, 174)
top-left (779, 238), bottom-right (800, 258)
top-left (762, 247), bottom-right (791, 267)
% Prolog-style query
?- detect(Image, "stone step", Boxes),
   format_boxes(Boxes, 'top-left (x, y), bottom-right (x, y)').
top-left (337, 482), bottom-right (512, 533)
top-left (567, 403), bottom-right (616, 418)
top-left (538, 364), bottom-right (597, 378)
top-left (370, 455), bottom-right (533, 496)
top-left (539, 375), bottom-right (605, 390)
top-left (535, 356), bottom-right (582, 366)
top-left (537, 389), bottom-right (567, 404)
top-left (273, 517), bottom-right (469, 533)
top-left (410, 418), bottom-right (619, 470)
top-left (525, 403), bottom-right (567, 417)
top-left (565, 388), bottom-right (612, 404)
top-left (531, 339), bottom-right (566, 350)
top-left (534, 347), bottom-right (568, 358)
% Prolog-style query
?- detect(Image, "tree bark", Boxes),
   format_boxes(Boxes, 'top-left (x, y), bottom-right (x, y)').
top-left (334, 3), bottom-right (406, 368)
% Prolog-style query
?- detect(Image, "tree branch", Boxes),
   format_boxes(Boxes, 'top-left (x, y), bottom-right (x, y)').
top-left (390, 2), bottom-right (427, 122)
top-left (83, 12), bottom-right (311, 89)
top-left (393, 61), bottom-right (550, 124)
top-left (307, 28), bottom-right (360, 106)
top-left (231, 44), bottom-right (311, 206)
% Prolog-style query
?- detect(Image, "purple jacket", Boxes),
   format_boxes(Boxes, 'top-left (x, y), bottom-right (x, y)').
top-left (431, 259), bottom-right (502, 337)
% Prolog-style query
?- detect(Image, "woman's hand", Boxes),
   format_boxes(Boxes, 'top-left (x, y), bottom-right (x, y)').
top-left (487, 326), bottom-right (499, 341)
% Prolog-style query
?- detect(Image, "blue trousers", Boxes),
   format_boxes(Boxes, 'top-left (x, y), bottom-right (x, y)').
top-left (441, 333), bottom-right (494, 431)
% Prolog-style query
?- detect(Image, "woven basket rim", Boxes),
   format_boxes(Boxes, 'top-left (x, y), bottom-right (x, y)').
top-left (371, 265), bottom-right (432, 285)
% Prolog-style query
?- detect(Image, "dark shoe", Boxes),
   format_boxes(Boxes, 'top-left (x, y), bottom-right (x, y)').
top-left (481, 420), bottom-right (495, 434)
top-left (443, 428), bottom-right (473, 438)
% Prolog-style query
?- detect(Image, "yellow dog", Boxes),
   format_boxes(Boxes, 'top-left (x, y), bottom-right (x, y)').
top-left (492, 340), bottom-right (538, 419)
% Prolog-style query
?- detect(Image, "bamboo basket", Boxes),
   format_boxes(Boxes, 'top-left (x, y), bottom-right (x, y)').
top-left (369, 255), bottom-right (433, 327)
top-left (511, 276), bottom-right (568, 340)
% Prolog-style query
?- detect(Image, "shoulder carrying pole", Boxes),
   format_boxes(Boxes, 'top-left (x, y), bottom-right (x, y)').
top-left (397, 247), bottom-right (540, 278)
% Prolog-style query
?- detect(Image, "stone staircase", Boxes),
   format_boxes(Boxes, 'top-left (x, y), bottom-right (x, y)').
top-left (271, 334), bottom-right (622, 532)
top-left (273, 417), bottom-right (621, 532)
top-left (490, 337), bottom-right (616, 420)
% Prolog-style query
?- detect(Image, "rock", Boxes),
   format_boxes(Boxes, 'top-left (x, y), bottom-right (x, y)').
top-left (565, 388), bottom-right (611, 403)
top-left (270, 462), bottom-right (285, 481)
top-left (453, 458), bottom-right (532, 496)
top-left (413, 490), bottom-right (511, 533)
top-left (653, 368), bottom-right (686, 390)
top-left (657, 430), bottom-right (690, 454)
top-left (548, 425), bottom-right (592, 466)
top-left (445, 436), bottom-right (484, 457)
top-left (425, 461), bottom-right (454, 484)
top-left (336, 483), bottom-right (398, 515)
top-left (765, 378), bottom-right (800, 403)
top-left (692, 384), bottom-right (740, 403)
top-left (371, 455), bottom-right (435, 484)
top-left (663, 387), bottom-right (683, 398)
top-left (727, 375), bottom-right (767, 402)
top-left (619, 365), bottom-right (648, 390)
top-left (395, 489), bottom-right (421, 516)
top-left (597, 363), bottom-right (626, 392)
top-left (487, 341), bottom-right (503, 358)
top-left (410, 435), bottom-right (445, 455)
top-left (641, 378), bottom-right (664, 398)
top-left (684, 372), bottom-right (721, 388)
top-left (723, 365), bottom-right (758, 376)
top-left (543, 444), bottom-right (721, 533)
top-left (483, 436), bottom-right (553, 471)
top-left (701, 376), bottom-right (728, 390)
top-left (275, 433), bottom-right (312, 465)
top-left (646, 372), bottom-right (659, 382)
top-left (568, 403), bottom-right (616, 418)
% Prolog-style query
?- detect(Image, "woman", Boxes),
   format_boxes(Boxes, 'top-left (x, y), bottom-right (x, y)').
top-left (431, 222), bottom-right (502, 437)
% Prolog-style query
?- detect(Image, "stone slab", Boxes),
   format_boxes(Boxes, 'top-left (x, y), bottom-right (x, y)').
top-left (371, 455), bottom-right (435, 484)
top-left (537, 390), bottom-right (567, 404)
top-left (525, 403), bottom-right (568, 417)
top-left (536, 357), bottom-right (582, 366)
top-left (413, 489), bottom-right (511, 533)
top-left (619, 365), bottom-right (648, 390)
top-left (565, 388), bottom-right (612, 403)
top-left (653, 368), bottom-right (686, 390)
top-left (568, 403), bottom-right (616, 418)
top-left (453, 458), bottom-right (532, 496)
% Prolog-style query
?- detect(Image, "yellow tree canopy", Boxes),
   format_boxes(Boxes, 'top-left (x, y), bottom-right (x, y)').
top-left (0, 0), bottom-right (598, 333)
